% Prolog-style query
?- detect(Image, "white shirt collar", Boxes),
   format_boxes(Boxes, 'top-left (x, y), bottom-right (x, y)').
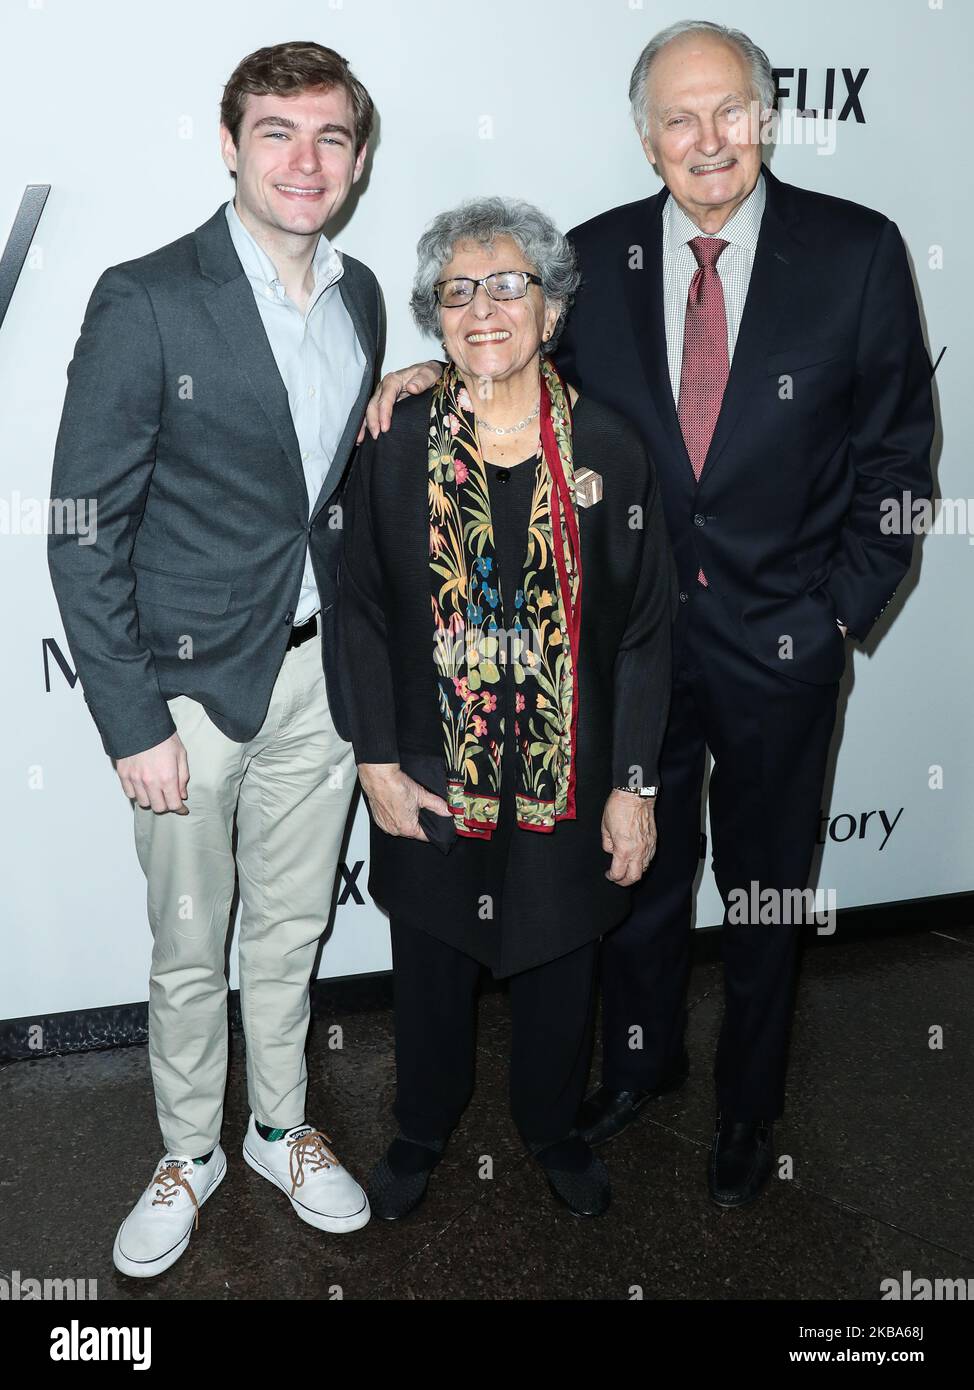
top-left (663, 167), bottom-right (766, 253)
top-left (224, 199), bottom-right (344, 305)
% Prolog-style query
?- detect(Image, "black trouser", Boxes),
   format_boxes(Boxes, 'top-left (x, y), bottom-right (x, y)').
top-left (600, 583), bottom-right (840, 1120)
top-left (390, 919), bottom-right (599, 1150)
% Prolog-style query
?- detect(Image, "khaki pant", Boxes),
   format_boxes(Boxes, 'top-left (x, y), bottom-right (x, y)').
top-left (133, 635), bottom-right (356, 1155)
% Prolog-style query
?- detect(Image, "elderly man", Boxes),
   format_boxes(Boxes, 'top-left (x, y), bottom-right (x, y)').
top-left (365, 19), bottom-right (934, 1207)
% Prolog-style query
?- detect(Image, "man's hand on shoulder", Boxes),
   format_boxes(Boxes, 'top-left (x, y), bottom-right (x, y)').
top-left (357, 360), bottom-right (441, 443)
top-left (115, 733), bottom-right (189, 814)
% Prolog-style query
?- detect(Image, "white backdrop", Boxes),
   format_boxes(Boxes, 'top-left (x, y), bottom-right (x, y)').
top-left (1, 0), bottom-right (971, 1023)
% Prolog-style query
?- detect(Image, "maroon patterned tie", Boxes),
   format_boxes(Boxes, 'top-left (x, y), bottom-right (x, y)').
top-left (677, 236), bottom-right (729, 586)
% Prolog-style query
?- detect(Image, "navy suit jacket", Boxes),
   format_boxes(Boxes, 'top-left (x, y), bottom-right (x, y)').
top-left (556, 165), bottom-right (935, 684)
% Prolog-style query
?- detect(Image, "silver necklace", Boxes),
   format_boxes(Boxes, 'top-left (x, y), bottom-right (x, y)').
top-left (475, 402), bottom-right (540, 435)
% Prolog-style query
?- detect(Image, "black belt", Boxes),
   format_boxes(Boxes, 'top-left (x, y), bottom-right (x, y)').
top-left (286, 615), bottom-right (318, 651)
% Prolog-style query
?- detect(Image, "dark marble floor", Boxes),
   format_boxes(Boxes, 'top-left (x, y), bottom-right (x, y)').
top-left (2, 923), bottom-right (972, 1301)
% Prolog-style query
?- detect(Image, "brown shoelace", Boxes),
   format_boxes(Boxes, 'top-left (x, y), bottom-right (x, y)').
top-left (287, 1129), bottom-right (340, 1198)
top-left (150, 1161), bottom-right (201, 1229)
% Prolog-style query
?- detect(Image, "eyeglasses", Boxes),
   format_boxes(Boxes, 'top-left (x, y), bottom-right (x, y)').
top-left (433, 270), bottom-right (543, 308)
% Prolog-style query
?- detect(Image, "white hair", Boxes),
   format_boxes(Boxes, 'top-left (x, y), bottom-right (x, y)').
top-left (629, 19), bottom-right (775, 139)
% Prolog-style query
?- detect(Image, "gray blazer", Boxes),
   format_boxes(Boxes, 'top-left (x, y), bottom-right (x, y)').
top-left (48, 203), bottom-right (381, 760)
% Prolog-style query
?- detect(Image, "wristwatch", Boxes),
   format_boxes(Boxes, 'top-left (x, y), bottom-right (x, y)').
top-left (613, 784), bottom-right (658, 797)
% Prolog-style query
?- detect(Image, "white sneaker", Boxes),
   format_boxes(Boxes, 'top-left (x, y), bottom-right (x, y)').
top-left (242, 1116), bottom-right (370, 1232)
top-left (112, 1146), bottom-right (227, 1278)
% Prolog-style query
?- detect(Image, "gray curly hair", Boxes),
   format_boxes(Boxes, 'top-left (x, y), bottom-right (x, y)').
top-left (410, 196), bottom-right (580, 353)
top-left (629, 20), bottom-right (775, 140)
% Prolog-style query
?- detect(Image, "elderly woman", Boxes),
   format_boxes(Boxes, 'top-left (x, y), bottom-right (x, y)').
top-left (337, 197), bottom-right (674, 1219)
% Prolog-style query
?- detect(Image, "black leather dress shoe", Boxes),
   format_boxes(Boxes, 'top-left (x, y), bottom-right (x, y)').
top-left (708, 1117), bottom-right (774, 1208)
top-left (577, 1051), bottom-right (690, 1147)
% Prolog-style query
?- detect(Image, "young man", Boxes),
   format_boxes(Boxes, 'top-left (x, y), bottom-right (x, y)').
top-left (48, 41), bottom-right (382, 1276)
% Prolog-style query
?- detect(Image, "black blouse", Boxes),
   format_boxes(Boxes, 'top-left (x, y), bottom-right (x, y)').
top-left (337, 388), bottom-right (676, 977)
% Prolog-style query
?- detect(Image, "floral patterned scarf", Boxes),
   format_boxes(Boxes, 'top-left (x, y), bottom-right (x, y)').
top-left (428, 358), bottom-right (582, 838)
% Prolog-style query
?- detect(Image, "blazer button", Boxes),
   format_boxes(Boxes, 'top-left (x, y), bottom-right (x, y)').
top-left (679, 590), bottom-right (688, 603)
top-left (284, 611), bottom-right (294, 625)
top-left (693, 513), bottom-right (705, 527)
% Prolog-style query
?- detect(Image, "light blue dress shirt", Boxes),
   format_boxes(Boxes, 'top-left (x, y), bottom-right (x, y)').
top-left (225, 199), bottom-right (366, 625)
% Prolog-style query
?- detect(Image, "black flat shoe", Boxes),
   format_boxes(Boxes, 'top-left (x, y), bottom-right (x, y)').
top-left (578, 1051), bottom-right (690, 1147)
top-left (366, 1136), bottom-right (444, 1221)
top-left (708, 1116), bottom-right (774, 1208)
top-left (535, 1136), bottom-right (611, 1217)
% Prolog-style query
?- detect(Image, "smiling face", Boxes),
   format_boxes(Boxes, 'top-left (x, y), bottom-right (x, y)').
top-left (437, 236), bottom-right (559, 389)
top-left (639, 32), bottom-right (764, 230)
top-left (219, 85), bottom-right (367, 242)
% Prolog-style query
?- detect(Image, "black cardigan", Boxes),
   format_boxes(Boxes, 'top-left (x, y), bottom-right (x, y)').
top-left (337, 387), bottom-right (676, 976)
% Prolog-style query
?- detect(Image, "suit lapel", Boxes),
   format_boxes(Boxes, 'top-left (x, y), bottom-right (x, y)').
top-left (194, 205), bottom-right (377, 518)
top-left (697, 168), bottom-right (797, 486)
top-left (338, 268), bottom-right (374, 379)
top-left (204, 278), bottom-right (309, 495)
top-left (308, 269), bottom-right (374, 524)
top-left (631, 167), bottom-right (799, 490)
top-left (624, 189), bottom-right (695, 481)
top-left (195, 206), bottom-right (306, 495)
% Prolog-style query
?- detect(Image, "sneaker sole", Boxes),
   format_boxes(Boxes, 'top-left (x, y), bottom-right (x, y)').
top-left (241, 1142), bottom-right (371, 1232)
top-left (111, 1156), bottom-right (228, 1279)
